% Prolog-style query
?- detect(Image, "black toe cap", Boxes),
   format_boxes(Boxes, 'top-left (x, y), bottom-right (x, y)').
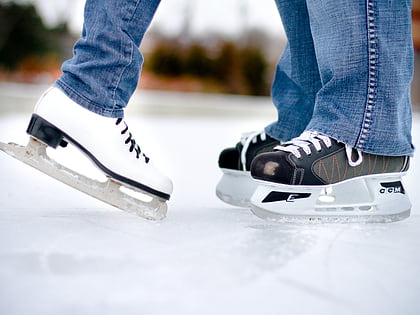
top-left (250, 151), bottom-right (295, 185)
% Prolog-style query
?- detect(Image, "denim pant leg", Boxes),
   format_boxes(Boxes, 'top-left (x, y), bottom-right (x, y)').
top-left (269, 0), bottom-right (414, 156)
top-left (305, 0), bottom-right (414, 156)
top-left (265, 0), bottom-right (321, 142)
top-left (55, 0), bottom-right (161, 118)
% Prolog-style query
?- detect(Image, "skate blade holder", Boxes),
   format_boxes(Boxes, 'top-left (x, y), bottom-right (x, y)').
top-left (216, 169), bottom-right (256, 207)
top-left (250, 176), bottom-right (411, 223)
top-left (0, 138), bottom-right (167, 220)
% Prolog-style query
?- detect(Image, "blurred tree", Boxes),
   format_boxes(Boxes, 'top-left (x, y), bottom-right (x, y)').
top-left (239, 46), bottom-right (269, 95)
top-left (145, 31), bottom-right (272, 96)
top-left (184, 43), bottom-right (213, 77)
top-left (0, 2), bottom-right (60, 70)
top-left (214, 42), bottom-right (242, 94)
top-left (147, 44), bottom-right (184, 76)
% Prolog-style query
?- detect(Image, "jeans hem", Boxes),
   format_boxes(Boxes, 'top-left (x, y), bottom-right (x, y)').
top-left (306, 128), bottom-right (415, 157)
top-left (54, 80), bottom-right (124, 118)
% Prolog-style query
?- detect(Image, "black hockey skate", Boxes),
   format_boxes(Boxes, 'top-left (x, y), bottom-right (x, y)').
top-left (216, 130), bottom-right (280, 207)
top-left (250, 131), bottom-right (411, 222)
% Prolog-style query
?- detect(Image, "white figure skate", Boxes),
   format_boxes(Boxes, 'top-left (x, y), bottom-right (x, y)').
top-left (216, 131), bottom-right (280, 207)
top-left (249, 131), bottom-right (411, 223)
top-left (0, 87), bottom-right (173, 220)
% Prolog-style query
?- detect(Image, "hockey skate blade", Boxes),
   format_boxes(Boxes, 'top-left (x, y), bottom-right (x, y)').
top-left (216, 169), bottom-right (256, 207)
top-left (249, 174), bottom-right (411, 223)
top-left (0, 138), bottom-right (167, 220)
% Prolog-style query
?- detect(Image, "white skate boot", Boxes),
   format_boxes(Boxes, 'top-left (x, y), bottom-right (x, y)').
top-left (216, 131), bottom-right (279, 207)
top-left (0, 87), bottom-right (172, 220)
top-left (249, 131), bottom-right (411, 223)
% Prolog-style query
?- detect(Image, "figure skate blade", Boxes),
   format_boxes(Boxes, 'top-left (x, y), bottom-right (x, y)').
top-left (250, 174), bottom-right (411, 223)
top-left (0, 138), bottom-right (167, 220)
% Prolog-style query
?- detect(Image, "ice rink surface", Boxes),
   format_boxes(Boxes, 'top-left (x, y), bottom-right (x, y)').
top-left (0, 84), bottom-right (419, 315)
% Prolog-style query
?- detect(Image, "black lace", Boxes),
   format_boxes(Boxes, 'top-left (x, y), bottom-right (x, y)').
top-left (116, 118), bottom-right (150, 163)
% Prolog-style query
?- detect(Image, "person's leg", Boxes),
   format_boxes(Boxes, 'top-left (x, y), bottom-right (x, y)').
top-left (23, 0), bottom-right (172, 216)
top-left (305, 0), bottom-right (414, 156)
top-left (249, 0), bottom-right (413, 221)
top-left (265, 0), bottom-right (321, 142)
top-left (216, 0), bottom-right (319, 206)
top-left (56, 0), bottom-right (161, 118)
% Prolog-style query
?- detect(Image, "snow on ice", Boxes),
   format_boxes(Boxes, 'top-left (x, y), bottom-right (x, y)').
top-left (0, 84), bottom-right (419, 315)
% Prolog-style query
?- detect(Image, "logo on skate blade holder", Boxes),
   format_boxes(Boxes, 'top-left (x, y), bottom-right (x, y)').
top-left (379, 181), bottom-right (405, 194)
top-left (262, 192), bottom-right (311, 203)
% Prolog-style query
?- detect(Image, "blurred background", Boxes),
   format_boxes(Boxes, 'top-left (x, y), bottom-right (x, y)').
top-left (1, 3), bottom-right (420, 314)
top-left (0, 0), bottom-right (418, 102)
top-left (0, 0), bottom-right (286, 97)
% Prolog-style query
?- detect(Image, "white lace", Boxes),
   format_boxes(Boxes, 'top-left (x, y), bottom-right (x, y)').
top-left (240, 130), bottom-right (267, 171)
top-left (345, 145), bottom-right (363, 167)
top-left (274, 131), bottom-right (363, 167)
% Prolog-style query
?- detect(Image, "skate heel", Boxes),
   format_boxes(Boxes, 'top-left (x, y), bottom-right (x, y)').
top-left (26, 114), bottom-right (68, 148)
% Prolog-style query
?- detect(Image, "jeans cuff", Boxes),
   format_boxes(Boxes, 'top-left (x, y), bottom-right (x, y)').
top-left (54, 80), bottom-right (124, 119)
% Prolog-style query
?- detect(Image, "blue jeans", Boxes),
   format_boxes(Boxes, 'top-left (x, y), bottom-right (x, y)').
top-left (55, 0), bottom-right (414, 156)
top-left (266, 0), bottom-right (414, 156)
top-left (56, 0), bottom-right (161, 118)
